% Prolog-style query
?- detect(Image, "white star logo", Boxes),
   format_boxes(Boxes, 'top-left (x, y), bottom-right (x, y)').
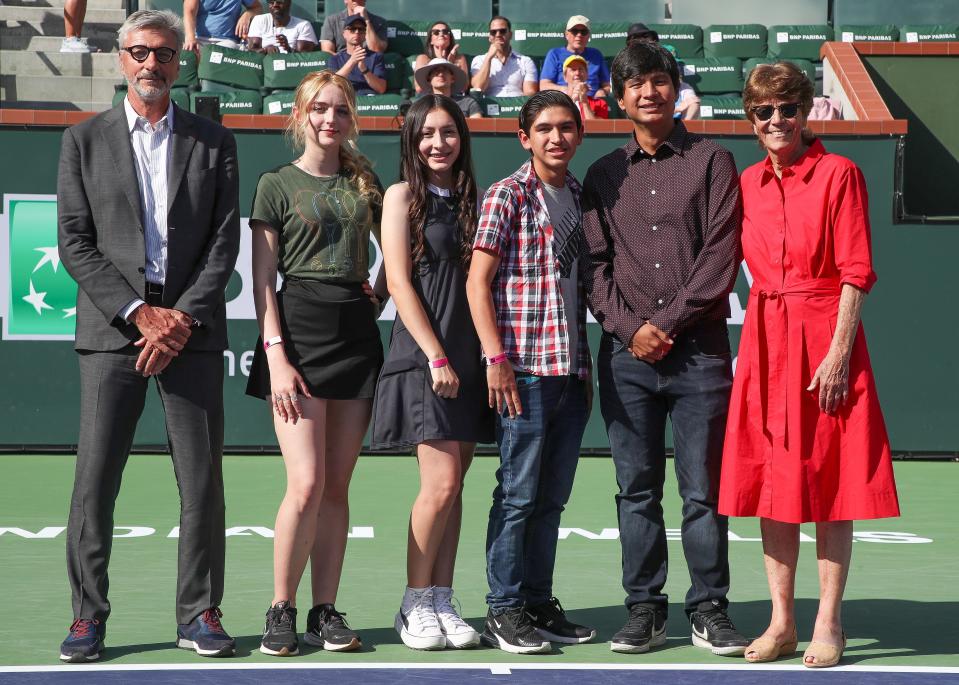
top-left (63, 307), bottom-right (77, 318)
top-left (22, 280), bottom-right (54, 316)
top-left (33, 246), bottom-right (61, 273)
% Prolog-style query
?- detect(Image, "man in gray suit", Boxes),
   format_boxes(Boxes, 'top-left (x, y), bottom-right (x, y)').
top-left (56, 9), bottom-right (240, 662)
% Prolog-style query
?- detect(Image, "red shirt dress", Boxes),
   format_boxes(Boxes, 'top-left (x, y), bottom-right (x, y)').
top-left (718, 139), bottom-right (900, 523)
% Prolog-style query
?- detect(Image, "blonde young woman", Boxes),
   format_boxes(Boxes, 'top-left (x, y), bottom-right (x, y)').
top-left (246, 71), bottom-right (384, 656)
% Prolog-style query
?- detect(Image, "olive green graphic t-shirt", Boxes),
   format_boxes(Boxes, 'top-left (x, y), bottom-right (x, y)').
top-left (250, 163), bottom-right (382, 282)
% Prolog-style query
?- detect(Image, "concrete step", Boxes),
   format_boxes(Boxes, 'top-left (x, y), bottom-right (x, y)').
top-left (2, 72), bottom-right (122, 105)
top-left (2, 0), bottom-right (125, 9)
top-left (0, 6), bottom-right (126, 36)
top-left (0, 49), bottom-right (120, 77)
top-left (0, 33), bottom-right (117, 51)
top-left (0, 98), bottom-right (113, 111)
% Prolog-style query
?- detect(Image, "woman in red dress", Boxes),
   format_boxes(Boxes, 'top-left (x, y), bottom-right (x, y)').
top-left (719, 62), bottom-right (899, 668)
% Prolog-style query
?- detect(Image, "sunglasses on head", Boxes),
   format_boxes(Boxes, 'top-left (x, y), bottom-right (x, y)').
top-left (489, 28), bottom-right (508, 36)
top-left (751, 102), bottom-right (800, 121)
top-left (431, 28), bottom-right (452, 36)
top-left (568, 28), bottom-right (589, 36)
top-left (122, 45), bottom-right (177, 63)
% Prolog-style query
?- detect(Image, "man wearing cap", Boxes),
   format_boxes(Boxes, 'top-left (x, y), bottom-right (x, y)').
top-left (563, 54), bottom-right (608, 119)
top-left (627, 23), bottom-right (700, 120)
top-left (416, 58), bottom-right (483, 118)
top-left (329, 14), bottom-right (387, 95)
top-left (470, 15), bottom-right (538, 97)
top-left (246, 0), bottom-right (316, 53)
top-left (540, 15), bottom-right (610, 98)
top-left (320, 0), bottom-right (387, 54)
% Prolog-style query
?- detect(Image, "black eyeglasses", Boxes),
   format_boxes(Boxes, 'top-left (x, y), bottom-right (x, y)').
top-left (431, 28), bottom-right (452, 36)
top-left (489, 28), bottom-right (508, 36)
top-left (568, 28), bottom-right (589, 36)
top-left (121, 45), bottom-right (177, 63)
top-left (345, 25), bottom-right (366, 33)
top-left (751, 102), bottom-right (801, 121)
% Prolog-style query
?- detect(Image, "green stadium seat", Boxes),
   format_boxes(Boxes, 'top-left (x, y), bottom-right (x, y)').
top-left (449, 22), bottom-right (493, 58)
top-left (604, 95), bottom-right (624, 119)
top-left (335, 0), bottom-right (490, 23)
top-left (699, 94), bottom-right (746, 119)
top-left (744, 58), bottom-right (816, 85)
top-left (649, 24), bottom-right (704, 59)
top-left (113, 85), bottom-right (193, 111)
top-left (197, 45), bottom-right (264, 90)
top-left (510, 23), bottom-right (567, 61)
top-left (583, 23), bottom-right (631, 59)
top-left (837, 25), bottom-right (899, 42)
top-left (833, 0), bottom-right (956, 28)
top-left (383, 52), bottom-right (411, 93)
top-left (262, 52), bottom-right (331, 90)
top-left (263, 90), bottom-right (296, 115)
top-left (499, 0), bottom-right (665, 23)
top-left (479, 96), bottom-right (529, 118)
top-left (900, 25), bottom-right (959, 43)
top-left (703, 25), bottom-right (767, 59)
top-left (681, 57), bottom-right (744, 94)
top-left (353, 93), bottom-right (404, 116)
top-left (767, 25), bottom-right (833, 61)
top-left (670, 0), bottom-right (827, 25)
top-left (385, 20), bottom-right (431, 57)
top-left (191, 89), bottom-right (263, 115)
top-left (174, 50), bottom-right (198, 89)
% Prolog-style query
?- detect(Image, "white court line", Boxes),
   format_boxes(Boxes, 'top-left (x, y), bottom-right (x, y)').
top-left (1, 663), bottom-right (958, 674)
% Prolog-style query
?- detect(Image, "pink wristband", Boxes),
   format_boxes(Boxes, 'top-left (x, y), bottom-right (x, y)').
top-left (263, 335), bottom-right (283, 351)
top-left (486, 352), bottom-right (507, 366)
top-left (429, 357), bottom-right (449, 369)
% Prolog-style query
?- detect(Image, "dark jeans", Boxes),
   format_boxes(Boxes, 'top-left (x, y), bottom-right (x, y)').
top-left (597, 321), bottom-right (732, 618)
top-left (485, 373), bottom-right (588, 612)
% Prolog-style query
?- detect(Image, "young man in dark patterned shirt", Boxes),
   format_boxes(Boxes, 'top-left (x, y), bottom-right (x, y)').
top-left (467, 91), bottom-right (594, 654)
top-left (582, 41), bottom-right (747, 656)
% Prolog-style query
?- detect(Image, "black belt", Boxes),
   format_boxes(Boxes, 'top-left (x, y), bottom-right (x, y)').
top-left (144, 282), bottom-right (164, 306)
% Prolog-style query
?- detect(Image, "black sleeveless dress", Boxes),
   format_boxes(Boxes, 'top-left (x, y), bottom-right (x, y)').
top-left (370, 190), bottom-right (493, 449)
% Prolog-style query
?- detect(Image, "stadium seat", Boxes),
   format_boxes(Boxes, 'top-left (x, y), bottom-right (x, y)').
top-left (698, 94), bottom-right (746, 119)
top-left (174, 50), bottom-right (199, 90)
top-left (669, 0), bottom-right (827, 25)
top-left (586, 23), bottom-right (632, 60)
top-left (703, 25), bottom-right (767, 59)
top-left (833, 0), bottom-right (957, 27)
top-left (899, 25), bottom-right (959, 43)
top-left (383, 52), bottom-right (411, 93)
top-left (353, 93), bottom-right (404, 116)
top-left (191, 89), bottom-right (263, 114)
top-left (448, 22), bottom-right (492, 58)
top-left (499, 0), bottom-right (665, 23)
top-left (334, 0), bottom-right (491, 23)
top-left (681, 57), bottom-right (744, 94)
top-left (263, 90), bottom-right (296, 115)
top-left (509, 23), bottom-right (567, 61)
top-left (650, 24), bottom-right (704, 59)
top-left (744, 57), bottom-right (816, 85)
top-left (604, 95), bottom-right (624, 119)
top-left (836, 25), bottom-right (900, 42)
top-left (767, 25), bottom-right (833, 61)
top-left (385, 20), bottom-right (432, 57)
top-left (262, 52), bottom-right (331, 91)
top-left (197, 45), bottom-right (264, 90)
top-left (479, 96), bottom-right (529, 118)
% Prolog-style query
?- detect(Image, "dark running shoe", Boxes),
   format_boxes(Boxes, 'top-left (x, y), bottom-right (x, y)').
top-left (690, 599), bottom-right (748, 656)
top-left (176, 607), bottom-right (235, 657)
top-left (525, 597), bottom-right (596, 644)
top-left (480, 607), bottom-right (551, 654)
top-left (304, 603), bottom-right (361, 651)
top-left (260, 601), bottom-right (299, 656)
top-left (59, 619), bottom-right (105, 662)
top-left (610, 604), bottom-right (667, 654)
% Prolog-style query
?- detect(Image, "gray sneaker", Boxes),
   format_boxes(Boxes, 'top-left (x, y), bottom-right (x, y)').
top-left (60, 37), bottom-right (98, 53)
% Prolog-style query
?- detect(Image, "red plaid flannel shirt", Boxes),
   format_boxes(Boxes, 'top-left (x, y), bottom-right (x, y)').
top-left (473, 160), bottom-right (590, 378)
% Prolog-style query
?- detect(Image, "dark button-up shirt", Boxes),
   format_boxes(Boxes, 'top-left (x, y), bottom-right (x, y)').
top-left (582, 121), bottom-right (742, 343)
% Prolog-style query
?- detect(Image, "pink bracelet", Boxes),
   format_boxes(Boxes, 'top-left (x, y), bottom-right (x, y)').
top-left (486, 352), bottom-right (507, 366)
top-left (429, 357), bottom-right (449, 369)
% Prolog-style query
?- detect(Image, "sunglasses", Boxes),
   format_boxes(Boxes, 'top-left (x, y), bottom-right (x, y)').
top-left (568, 28), bottom-right (589, 36)
top-left (345, 25), bottom-right (366, 33)
top-left (431, 28), bottom-right (452, 36)
top-left (751, 102), bottom-right (801, 121)
top-left (122, 45), bottom-right (177, 63)
top-left (489, 28), bottom-right (508, 36)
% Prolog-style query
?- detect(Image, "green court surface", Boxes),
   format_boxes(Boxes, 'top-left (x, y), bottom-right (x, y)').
top-left (0, 455), bottom-right (956, 667)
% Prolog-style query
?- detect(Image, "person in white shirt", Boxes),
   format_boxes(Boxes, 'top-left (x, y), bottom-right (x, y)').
top-left (247, 0), bottom-right (317, 53)
top-left (470, 15), bottom-right (538, 97)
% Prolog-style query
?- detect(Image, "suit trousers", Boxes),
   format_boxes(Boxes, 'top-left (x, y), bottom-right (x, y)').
top-left (66, 346), bottom-right (225, 625)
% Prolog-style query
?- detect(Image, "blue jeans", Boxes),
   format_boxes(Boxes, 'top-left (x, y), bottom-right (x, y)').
top-left (597, 321), bottom-right (732, 617)
top-left (485, 373), bottom-right (588, 612)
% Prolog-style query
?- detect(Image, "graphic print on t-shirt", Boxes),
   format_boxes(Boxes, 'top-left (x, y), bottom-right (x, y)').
top-left (551, 202), bottom-right (580, 279)
top-left (294, 187), bottom-right (361, 274)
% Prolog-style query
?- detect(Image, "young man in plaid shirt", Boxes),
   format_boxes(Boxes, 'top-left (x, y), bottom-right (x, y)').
top-left (466, 90), bottom-right (594, 654)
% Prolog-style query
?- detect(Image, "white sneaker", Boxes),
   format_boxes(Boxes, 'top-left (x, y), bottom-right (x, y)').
top-left (394, 586), bottom-right (446, 650)
top-left (433, 586), bottom-right (480, 648)
top-left (60, 37), bottom-right (98, 53)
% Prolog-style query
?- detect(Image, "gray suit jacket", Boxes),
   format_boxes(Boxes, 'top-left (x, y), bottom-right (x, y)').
top-left (57, 103), bottom-right (240, 352)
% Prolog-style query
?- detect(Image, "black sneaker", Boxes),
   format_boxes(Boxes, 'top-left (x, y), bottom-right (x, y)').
top-left (59, 619), bottom-right (105, 662)
top-left (525, 597), bottom-right (596, 644)
top-left (480, 607), bottom-right (551, 654)
top-left (176, 607), bottom-right (235, 657)
top-left (690, 599), bottom-right (748, 656)
top-left (260, 601), bottom-right (299, 656)
top-left (303, 603), bottom-right (361, 652)
top-left (610, 604), bottom-right (667, 654)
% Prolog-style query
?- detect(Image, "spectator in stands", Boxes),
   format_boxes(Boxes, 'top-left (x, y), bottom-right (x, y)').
top-left (61, 0), bottom-right (99, 52)
top-left (540, 15), bottom-right (610, 98)
top-left (320, 0), bottom-right (387, 54)
top-left (412, 22), bottom-right (470, 93)
top-left (626, 23), bottom-right (700, 120)
top-left (183, 0), bottom-right (261, 53)
top-left (414, 58), bottom-right (482, 118)
top-left (247, 0), bottom-right (317, 53)
top-left (471, 15), bottom-right (538, 97)
top-left (330, 15), bottom-right (387, 95)
top-left (563, 55), bottom-right (607, 120)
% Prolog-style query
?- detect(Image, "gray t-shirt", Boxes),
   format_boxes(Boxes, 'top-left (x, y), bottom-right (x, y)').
top-left (320, 9), bottom-right (388, 52)
top-left (540, 180), bottom-right (580, 364)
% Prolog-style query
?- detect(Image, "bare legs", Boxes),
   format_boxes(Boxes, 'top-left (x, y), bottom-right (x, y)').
top-left (63, 0), bottom-right (86, 38)
top-left (807, 521), bottom-right (852, 663)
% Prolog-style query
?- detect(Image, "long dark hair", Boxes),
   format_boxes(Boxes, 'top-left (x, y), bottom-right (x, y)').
top-left (400, 95), bottom-right (477, 269)
top-left (424, 21), bottom-right (459, 59)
